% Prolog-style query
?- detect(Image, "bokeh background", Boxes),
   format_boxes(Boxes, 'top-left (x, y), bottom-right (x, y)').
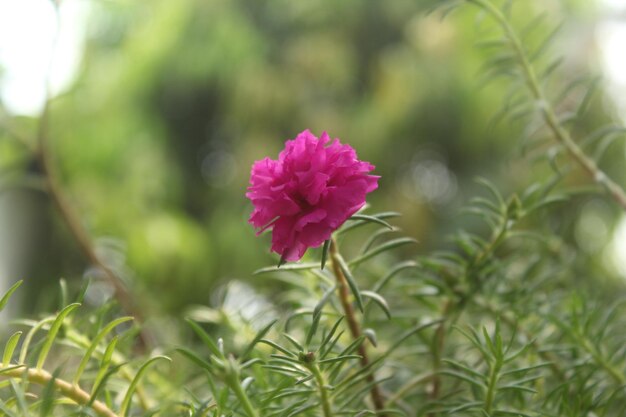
top-left (1, 0), bottom-right (625, 317)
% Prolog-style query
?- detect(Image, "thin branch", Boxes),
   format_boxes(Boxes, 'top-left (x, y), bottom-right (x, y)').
top-left (304, 359), bottom-right (334, 417)
top-left (427, 212), bottom-right (512, 415)
top-left (468, 0), bottom-right (626, 211)
top-left (329, 238), bottom-right (386, 415)
top-left (35, 144), bottom-right (143, 324)
top-left (225, 372), bottom-right (259, 417)
top-left (428, 299), bottom-right (453, 416)
top-left (27, 4), bottom-right (149, 345)
top-left (474, 298), bottom-right (567, 382)
top-left (0, 364), bottom-right (118, 417)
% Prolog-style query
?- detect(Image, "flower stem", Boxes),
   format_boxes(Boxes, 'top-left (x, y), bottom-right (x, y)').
top-left (0, 364), bottom-right (118, 417)
top-left (329, 238), bottom-right (386, 414)
top-left (467, 0), bottom-right (626, 211)
top-left (304, 361), bottom-right (333, 417)
top-left (227, 375), bottom-right (259, 417)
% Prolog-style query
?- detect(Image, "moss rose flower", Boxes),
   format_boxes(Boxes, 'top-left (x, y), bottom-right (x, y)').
top-left (246, 130), bottom-right (379, 261)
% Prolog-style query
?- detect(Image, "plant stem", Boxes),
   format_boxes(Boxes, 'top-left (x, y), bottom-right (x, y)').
top-left (484, 357), bottom-right (502, 414)
top-left (65, 329), bottom-right (151, 410)
top-left (305, 361), bottom-right (333, 417)
top-left (386, 371), bottom-right (435, 408)
top-left (575, 333), bottom-right (626, 385)
top-left (429, 215), bottom-right (510, 415)
top-left (474, 298), bottom-right (566, 381)
top-left (471, 215), bottom-right (510, 269)
top-left (467, 0), bottom-right (626, 211)
top-left (228, 376), bottom-right (259, 417)
top-left (428, 299), bottom-right (453, 416)
top-left (329, 238), bottom-right (386, 415)
top-left (0, 364), bottom-right (118, 417)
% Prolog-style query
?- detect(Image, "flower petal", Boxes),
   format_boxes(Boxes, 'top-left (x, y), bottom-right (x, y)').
top-left (247, 130), bottom-right (379, 261)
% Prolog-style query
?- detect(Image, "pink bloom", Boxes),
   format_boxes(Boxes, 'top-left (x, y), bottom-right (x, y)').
top-left (246, 130), bottom-right (379, 262)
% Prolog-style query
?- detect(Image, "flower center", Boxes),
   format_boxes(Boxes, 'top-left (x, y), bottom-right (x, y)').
top-left (292, 192), bottom-right (313, 210)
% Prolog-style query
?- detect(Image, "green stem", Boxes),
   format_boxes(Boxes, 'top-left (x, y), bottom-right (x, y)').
top-left (428, 299), bottom-right (453, 417)
top-left (387, 372), bottom-right (435, 408)
top-left (474, 298), bottom-right (566, 382)
top-left (467, 0), bottom-right (626, 211)
top-left (329, 238), bottom-right (386, 414)
top-left (305, 362), bottom-right (333, 417)
top-left (65, 330), bottom-right (151, 410)
top-left (228, 376), bottom-right (259, 417)
top-left (471, 216), bottom-right (510, 269)
top-left (0, 364), bottom-right (118, 417)
top-left (484, 358), bottom-right (502, 414)
top-left (576, 333), bottom-right (626, 385)
top-left (430, 217), bottom-right (510, 416)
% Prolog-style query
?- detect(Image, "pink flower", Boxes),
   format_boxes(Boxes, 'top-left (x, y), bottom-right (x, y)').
top-left (246, 130), bottom-right (379, 262)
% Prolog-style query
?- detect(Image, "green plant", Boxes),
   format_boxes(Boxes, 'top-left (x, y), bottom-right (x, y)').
top-left (0, 0), bottom-right (625, 415)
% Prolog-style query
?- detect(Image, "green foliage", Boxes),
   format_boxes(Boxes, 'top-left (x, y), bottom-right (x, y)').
top-left (0, 0), bottom-right (625, 415)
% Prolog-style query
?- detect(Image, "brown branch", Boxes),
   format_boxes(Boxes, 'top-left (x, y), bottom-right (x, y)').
top-left (329, 238), bottom-right (386, 415)
top-left (33, 102), bottom-right (150, 349)
top-left (28, 8), bottom-right (150, 346)
top-left (35, 141), bottom-right (138, 318)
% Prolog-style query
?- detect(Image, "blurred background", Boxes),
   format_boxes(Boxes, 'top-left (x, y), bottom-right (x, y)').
top-left (0, 0), bottom-right (625, 317)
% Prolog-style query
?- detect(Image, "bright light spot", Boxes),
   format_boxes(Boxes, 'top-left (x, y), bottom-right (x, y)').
top-left (0, 0), bottom-right (89, 115)
top-left (600, 0), bottom-right (626, 11)
top-left (609, 215), bottom-right (626, 278)
top-left (597, 23), bottom-right (626, 85)
top-left (413, 159), bottom-right (457, 203)
top-left (400, 150), bottom-right (458, 206)
top-left (597, 1), bottom-right (626, 276)
top-left (596, 1), bottom-right (626, 119)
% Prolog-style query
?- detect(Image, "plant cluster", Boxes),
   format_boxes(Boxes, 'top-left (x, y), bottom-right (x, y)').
top-left (0, 0), bottom-right (625, 416)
